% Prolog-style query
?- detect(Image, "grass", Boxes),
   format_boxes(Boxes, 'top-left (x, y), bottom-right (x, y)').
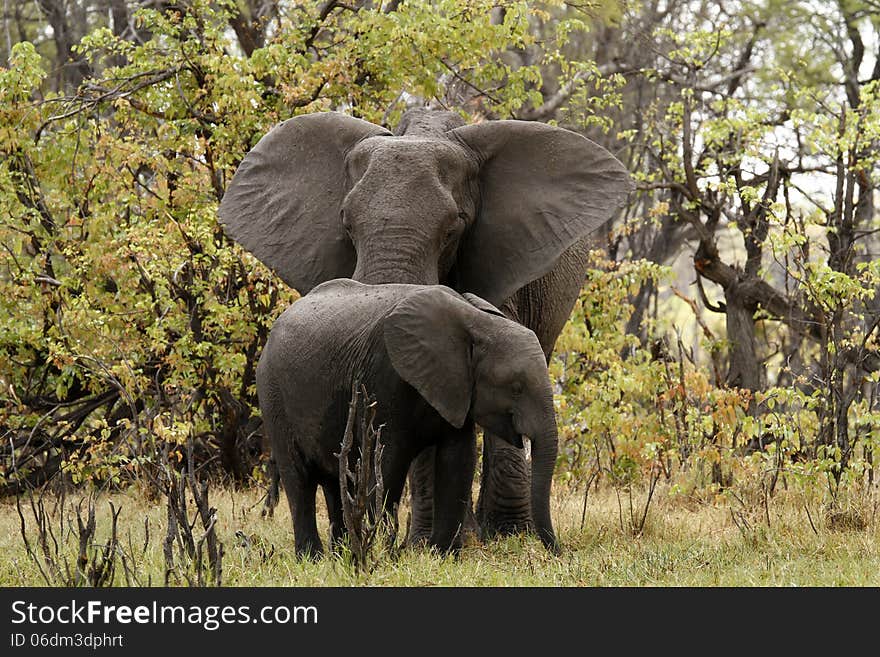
top-left (1, 481), bottom-right (878, 587)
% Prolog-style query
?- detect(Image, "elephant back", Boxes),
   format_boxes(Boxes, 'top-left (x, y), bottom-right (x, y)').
top-left (264, 280), bottom-right (421, 368)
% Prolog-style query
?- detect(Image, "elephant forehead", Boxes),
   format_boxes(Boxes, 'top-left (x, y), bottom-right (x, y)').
top-left (309, 280), bottom-right (415, 303)
top-left (488, 322), bottom-right (543, 355)
top-left (348, 136), bottom-right (474, 176)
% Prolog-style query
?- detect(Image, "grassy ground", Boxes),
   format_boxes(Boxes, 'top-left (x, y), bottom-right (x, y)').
top-left (1, 482), bottom-right (878, 586)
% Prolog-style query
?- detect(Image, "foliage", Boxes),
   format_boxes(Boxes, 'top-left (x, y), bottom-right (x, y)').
top-left (554, 242), bottom-right (877, 523)
top-left (552, 251), bottom-right (672, 486)
top-left (0, 0), bottom-right (605, 492)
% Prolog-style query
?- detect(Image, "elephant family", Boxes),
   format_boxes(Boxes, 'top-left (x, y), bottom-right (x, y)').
top-left (256, 279), bottom-right (559, 558)
top-left (220, 108), bottom-right (633, 541)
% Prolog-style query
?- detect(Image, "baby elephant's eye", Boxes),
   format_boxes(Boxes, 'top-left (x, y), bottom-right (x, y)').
top-left (511, 381), bottom-right (524, 396)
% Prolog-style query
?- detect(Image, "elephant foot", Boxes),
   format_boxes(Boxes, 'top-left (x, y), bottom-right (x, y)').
top-left (408, 510), bottom-right (477, 548)
top-left (477, 506), bottom-right (532, 538)
top-left (477, 509), bottom-right (532, 538)
top-left (406, 527), bottom-right (432, 547)
top-left (476, 433), bottom-right (533, 538)
top-left (295, 541), bottom-right (324, 561)
top-left (428, 530), bottom-right (463, 556)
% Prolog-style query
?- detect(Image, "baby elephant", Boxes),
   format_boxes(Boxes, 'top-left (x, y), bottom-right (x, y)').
top-left (257, 279), bottom-right (559, 558)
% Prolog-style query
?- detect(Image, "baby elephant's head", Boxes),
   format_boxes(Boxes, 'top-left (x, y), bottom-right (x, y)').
top-left (383, 287), bottom-right (559, 552)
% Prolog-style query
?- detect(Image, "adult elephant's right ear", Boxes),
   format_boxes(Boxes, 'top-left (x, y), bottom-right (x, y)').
top-left (218, 112), bottom-right (390, 294)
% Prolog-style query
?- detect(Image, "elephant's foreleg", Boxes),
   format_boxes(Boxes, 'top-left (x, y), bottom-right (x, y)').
top-left (408, 447), bottom-right (479, 546)
top-left (322, 482), bottom-right (346, 552)
top-left (475, 432), bottom-right (532, 537)
top-left (429, 432), bottom-right (477, 553)
top-left (374, 445), bottom-right (412, 551)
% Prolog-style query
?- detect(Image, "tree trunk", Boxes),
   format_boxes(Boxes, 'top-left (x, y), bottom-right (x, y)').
top-left (724, 280), bottom-right (763, 391)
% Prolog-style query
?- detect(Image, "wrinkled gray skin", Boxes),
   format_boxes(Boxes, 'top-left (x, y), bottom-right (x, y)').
top-left (257, 279), bottom-right (559, 557)
top-left (220, 109), bottom-right (633, 541)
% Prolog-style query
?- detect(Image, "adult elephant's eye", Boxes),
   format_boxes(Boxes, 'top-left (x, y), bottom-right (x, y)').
top-left (444, 213), bottom-right (466, 244)
top-left (511, 381), bottom-right (523, 396)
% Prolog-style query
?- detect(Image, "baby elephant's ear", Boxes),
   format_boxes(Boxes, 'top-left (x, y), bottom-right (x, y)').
top-left (383, 288), bottom-right (474, 428)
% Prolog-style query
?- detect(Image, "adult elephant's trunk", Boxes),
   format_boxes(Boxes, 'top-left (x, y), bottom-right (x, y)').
top-left (529, 419), bottom-right (559, 553)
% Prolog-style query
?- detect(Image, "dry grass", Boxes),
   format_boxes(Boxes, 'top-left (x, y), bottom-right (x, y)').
top-left (1, 480), bottom-right (878, 586)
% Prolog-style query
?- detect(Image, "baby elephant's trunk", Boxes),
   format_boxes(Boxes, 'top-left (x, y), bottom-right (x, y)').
top-left (529, 416), bottom-right (560, 554)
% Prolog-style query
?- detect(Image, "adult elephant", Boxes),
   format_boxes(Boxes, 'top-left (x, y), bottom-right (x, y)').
top-left (219, 108), bottom-right (633, 541)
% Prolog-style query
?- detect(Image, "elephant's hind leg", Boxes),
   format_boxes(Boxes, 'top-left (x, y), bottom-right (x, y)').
top-left (288, 473), bottom-right (323, 559)
top-left (262, 400), bottom-right (324, 559)
top-left (405, 447), bottom-right (436, 546)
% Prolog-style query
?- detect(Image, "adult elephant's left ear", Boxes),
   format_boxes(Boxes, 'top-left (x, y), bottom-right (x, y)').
top-left (448, 121), bottom-right (634, 306)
